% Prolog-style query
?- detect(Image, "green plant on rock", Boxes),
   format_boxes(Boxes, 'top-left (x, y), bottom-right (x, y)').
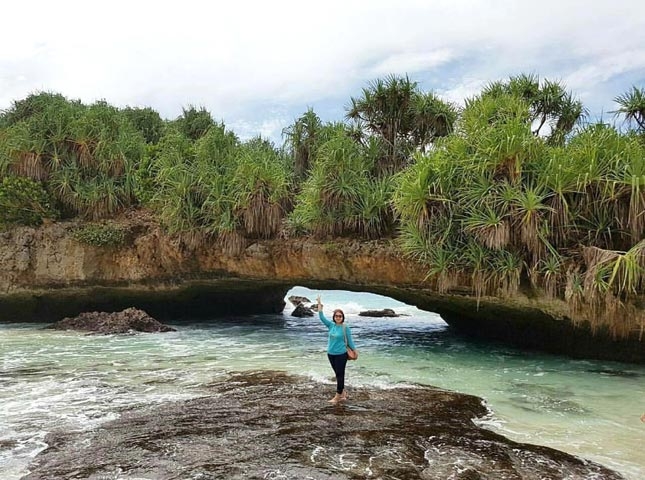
top-left (0, 176), bottom-right (58, 226)
top-left (71, 222), bottom-right (127, 246)
top-left (290, 126), bottom-right (393, 239)
top-left (231, 137), bottom-right (291, 239)
top-left (0, 93), bottom-right (145, 220)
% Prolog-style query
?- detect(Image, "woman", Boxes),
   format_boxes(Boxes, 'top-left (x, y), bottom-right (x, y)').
top-left (316, 295), bottom-right (356, 404)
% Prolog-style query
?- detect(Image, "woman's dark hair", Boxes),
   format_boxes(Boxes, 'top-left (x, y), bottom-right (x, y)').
top-left (332, 309), bottom-right (345, 323)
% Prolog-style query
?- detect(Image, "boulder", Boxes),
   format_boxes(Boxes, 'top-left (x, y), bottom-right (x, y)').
top-left (287, 295), bottom-right (311, 307)
top-left (291, 304), bottom-right (314, 317)
top-left (47, 308), bottom-right (176, 334)
top-left (359, 308), bottom-right (400, 317)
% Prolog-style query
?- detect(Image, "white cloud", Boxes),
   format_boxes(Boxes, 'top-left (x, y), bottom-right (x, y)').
top-left (368, 50), bottom-right (454, 77)
top-left (1, 0), bottom-right (644, 140)
top-left (438, 77), bottom-right (489, 107)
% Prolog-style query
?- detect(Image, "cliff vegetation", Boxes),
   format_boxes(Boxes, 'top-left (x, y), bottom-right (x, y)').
top-left (1, 75), bottom-right (644, 342)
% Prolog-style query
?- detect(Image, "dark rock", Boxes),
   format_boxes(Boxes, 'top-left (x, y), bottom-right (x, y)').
top-left (291, 304), bottom-right (314, 317)
top-left (359, 308), bottom-right (400, 317)
top-left (47, 307), bottom-right (176, 334)
top-left (287, 295), bottom-right (311, 307)
top-left (23, 371), bottom-right (624, 480)
top-left (457, 468), bottom-right (485, 479)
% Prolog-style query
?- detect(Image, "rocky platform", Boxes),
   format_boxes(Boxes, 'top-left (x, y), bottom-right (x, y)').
top-left (22, 371), bottom-right (622, 480)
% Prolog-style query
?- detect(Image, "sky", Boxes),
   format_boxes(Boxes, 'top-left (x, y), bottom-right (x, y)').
top-left (1, 0), bottom-right (644, 143)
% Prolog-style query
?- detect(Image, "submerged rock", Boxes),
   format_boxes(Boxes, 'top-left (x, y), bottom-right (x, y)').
top-left (47, 307), bottom-right (176, 334)
top-left (359, 308), bottom-right (400, 317)
top-left (23, 371), bottom-right (623, 480)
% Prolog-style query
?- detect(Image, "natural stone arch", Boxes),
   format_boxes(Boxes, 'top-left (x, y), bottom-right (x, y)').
top-left (1, 222), bottom-right (644, 363)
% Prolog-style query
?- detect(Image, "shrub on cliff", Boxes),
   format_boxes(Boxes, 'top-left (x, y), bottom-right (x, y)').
top-left (0, 176), bottom-right (58, 227)
top-left (393, 85), bottom-right (645, 339)
top-left (149, 125), bottom-right (292, 251)
top-left (0, 92), bottom-right (144, 220)
top-left (71, 222), bottom-right (127, 247)
top-left (290, 125), bottom-right (394, 239)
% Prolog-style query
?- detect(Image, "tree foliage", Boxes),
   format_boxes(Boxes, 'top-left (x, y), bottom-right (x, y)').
top-left (174, 105), bottom-right (215, 141)
top-left (283, 108), bottom-right (322, 180)
top-left (346, 74), bottom-right (457, 174)
top-left (0, 92), bottom-right (144, 219)
top-left (122, 106), bottom-right (165, 144)
top-left (481, 74), bottom-right (586, 145)
top-left (613, 86), bottom-right (645, 132)
top-left (0, 176), bottom-right (57, 226)
top-left (393, 86), bottom-right (645, 339)
top-left (1, 78), bottom-right (644, 339)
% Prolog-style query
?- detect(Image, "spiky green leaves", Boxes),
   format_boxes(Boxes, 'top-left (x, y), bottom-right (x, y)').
top-left (0, 93), bottom-right (144, 220)
top-left (150, 126), bottom-right (291, 251)
top-left (290, 127), bottom-right (393, 239)
top-left (613, 86), bottom-right (645, 132)
top-left (346, 74), bottom-right (457, 175)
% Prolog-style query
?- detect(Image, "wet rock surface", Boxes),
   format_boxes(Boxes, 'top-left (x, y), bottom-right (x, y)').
top-left (287, 295), bottom-right (311, 307)
top-left (23, 371), bottom-right (623, 480)
top-left (291, 303), bottom-right (315, 317)
top-left (359, 308), bottom-right (401, 317)
top-left (47, 307), bottom-right (176, 334)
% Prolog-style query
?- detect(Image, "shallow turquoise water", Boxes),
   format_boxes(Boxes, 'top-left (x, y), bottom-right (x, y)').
top-left (1, 286), bottom-right (644, 479)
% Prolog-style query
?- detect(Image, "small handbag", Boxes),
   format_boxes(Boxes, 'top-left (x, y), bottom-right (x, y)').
top-left (343, 325), bottom-right (358, 361)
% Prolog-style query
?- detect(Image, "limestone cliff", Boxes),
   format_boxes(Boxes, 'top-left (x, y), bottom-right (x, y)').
top-left (1, 215), bottom-right (644, 363)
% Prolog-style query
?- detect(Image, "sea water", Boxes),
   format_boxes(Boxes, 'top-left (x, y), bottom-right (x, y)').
top-left (1, 286), bottom-right (644, 479)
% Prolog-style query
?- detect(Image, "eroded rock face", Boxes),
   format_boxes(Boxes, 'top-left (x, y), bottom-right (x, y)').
top-left (47, 307), bottom-right (176, 334)
top-left (1, 218), bottom-right (644, 363)
top-left (22, 371), bottom-right (623, 480)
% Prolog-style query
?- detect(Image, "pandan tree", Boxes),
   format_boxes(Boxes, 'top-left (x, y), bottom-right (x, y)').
top-left (481, 74), bottom-right (586, 145)
top-left (612, 86), bottom-right (645, 132)
top-left (0, 93), bottom-right (144, 220)
top-left (282, 108), bottom-right (322, 180)
top-left (230, 137), bottom-right (292, 239)
top-left (393, 82), bottom-right (645, 339)
top-left (174, 105), bottom-right (215, 140)
top-left (346, 74), bottom-right (457, 175)
top-left (290, 124), bottom-right (393, 239)
top-left (151, 123), bottom-right (292, 253)
top-left (151, 123), bottom-right (238, 249)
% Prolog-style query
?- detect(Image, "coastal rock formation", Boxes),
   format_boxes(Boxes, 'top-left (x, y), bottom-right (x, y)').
top-left (359, 308), bottom-right (400, 317)
top-left (290, 303), bottom-right (314, 317)
top-left (22, 371), bottom-right (623, 480)
top-left (0, 216), bottom-right (644, 363)
top-left (287, 295), bottom-right (311, 306)
top-left (48, 307), bottom-right (176, 334)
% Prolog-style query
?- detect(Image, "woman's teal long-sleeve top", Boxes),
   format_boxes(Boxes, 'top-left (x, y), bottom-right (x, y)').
top-left (319, 311), bottom-right (356, 354)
